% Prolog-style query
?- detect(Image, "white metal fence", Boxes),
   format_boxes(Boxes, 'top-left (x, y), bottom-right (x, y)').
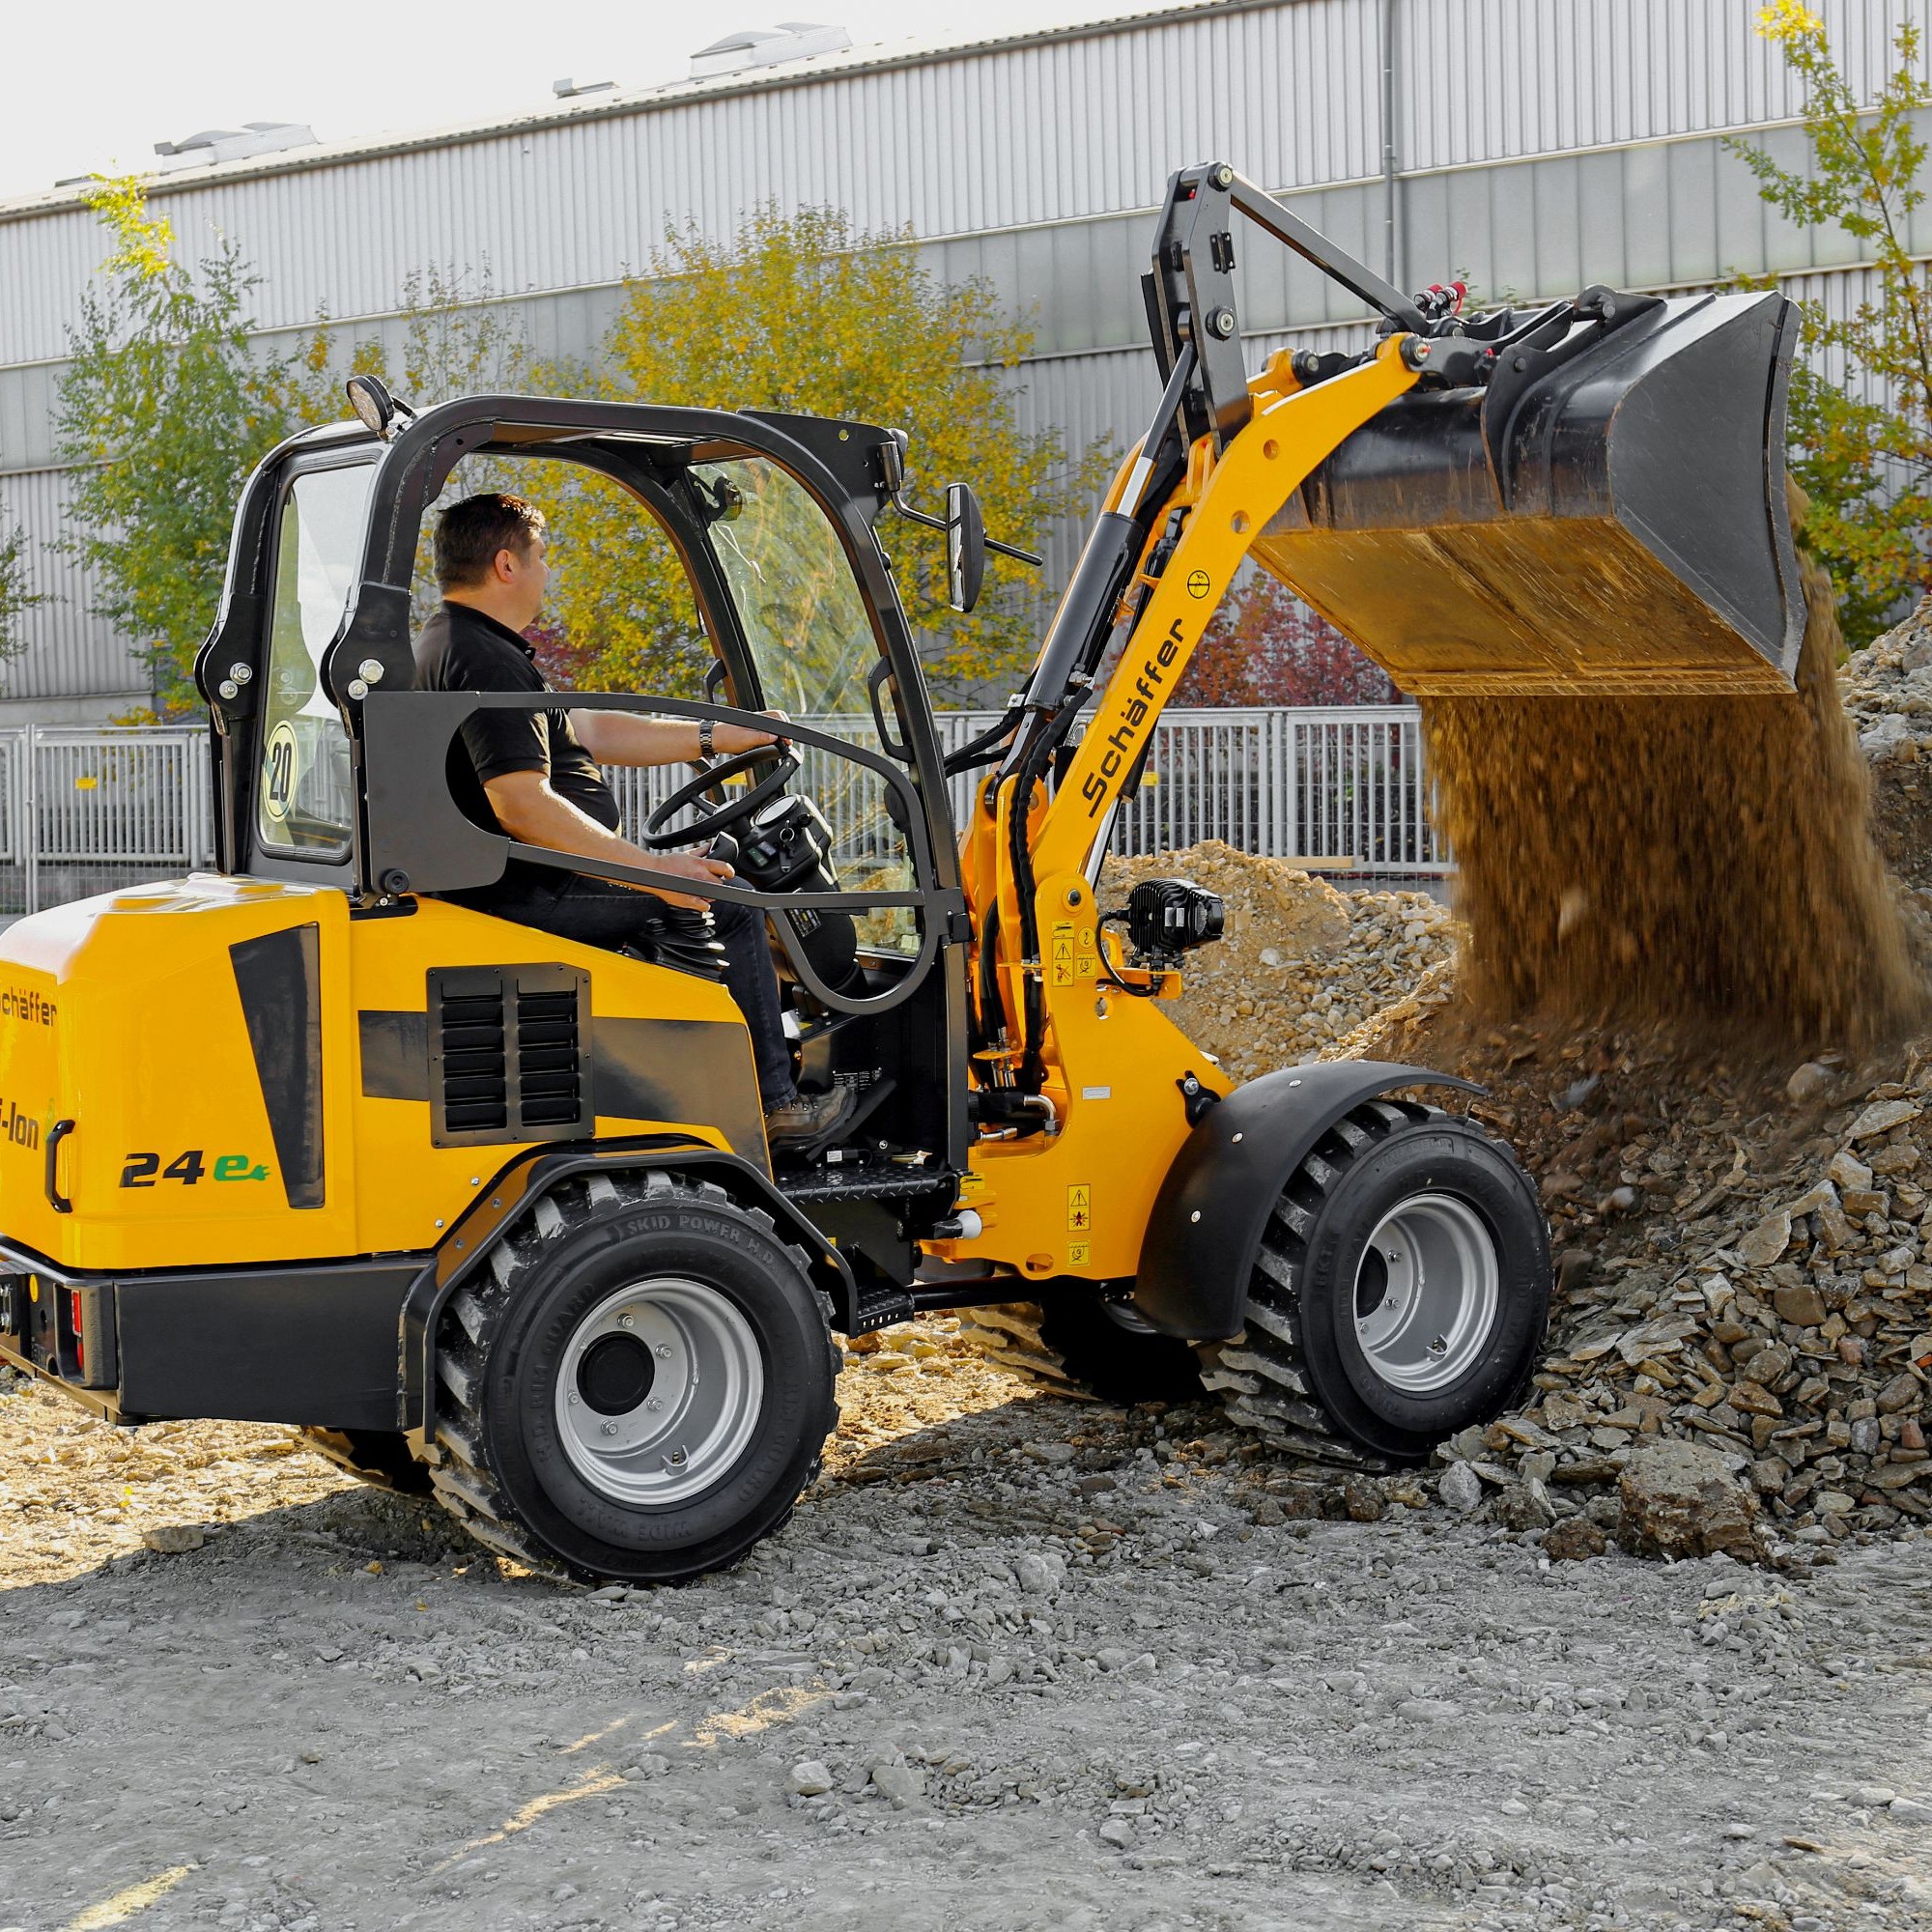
top-left (0, 708), bottom-right (1444, 917)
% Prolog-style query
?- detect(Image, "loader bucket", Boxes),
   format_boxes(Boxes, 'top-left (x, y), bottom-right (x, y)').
top-left (1252, 289), bottom-right (1804, 697)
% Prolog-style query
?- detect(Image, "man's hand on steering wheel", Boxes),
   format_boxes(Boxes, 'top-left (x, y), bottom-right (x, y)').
top-left (705, 710), bottom-right (790, 758)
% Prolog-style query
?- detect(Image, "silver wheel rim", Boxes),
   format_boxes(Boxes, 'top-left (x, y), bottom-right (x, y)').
top-left (1352, 1194), bottom-right (1500, 1394)
top-left (554, 1278), bottom-right (765, 1507)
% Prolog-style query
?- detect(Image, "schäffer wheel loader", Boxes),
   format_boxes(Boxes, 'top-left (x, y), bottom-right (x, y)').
top-left (0, 163), bottom-right (1804, 1581)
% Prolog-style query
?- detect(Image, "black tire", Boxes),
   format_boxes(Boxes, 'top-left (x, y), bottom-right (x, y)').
top-left (961, 1293), bottom-right (1205, 1406)
top-left (1199, 1099), bottom-right (1548, 1466)
top-left (429, 1171), bottom-right (839, 1584)
top-left (299, 1428), bottom-right (435, 1495)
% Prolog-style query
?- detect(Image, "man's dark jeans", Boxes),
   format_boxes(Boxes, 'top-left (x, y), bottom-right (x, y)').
top-left (471, 875), bottom-right (796, 1108)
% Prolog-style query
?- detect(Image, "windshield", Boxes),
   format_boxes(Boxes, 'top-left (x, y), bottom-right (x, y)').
top-left (256, 462), bottom-right (374, 859)
top-left (693, 457), bottom-right (918, 950)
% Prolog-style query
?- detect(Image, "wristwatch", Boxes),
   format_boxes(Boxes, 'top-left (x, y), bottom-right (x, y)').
top-left (698, 719), bottom-right (715, 759)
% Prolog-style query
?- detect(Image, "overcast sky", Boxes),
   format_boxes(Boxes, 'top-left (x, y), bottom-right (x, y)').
top-left (1, 0), bottom-right (1147, 206)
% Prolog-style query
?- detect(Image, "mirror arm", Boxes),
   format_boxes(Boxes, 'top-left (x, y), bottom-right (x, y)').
top-left (985, 534), bottom-right (1043, 567)
top-left (886, 491), bottom-right (947, 534)
top-left (887, 491), bottom-right (1042, 567)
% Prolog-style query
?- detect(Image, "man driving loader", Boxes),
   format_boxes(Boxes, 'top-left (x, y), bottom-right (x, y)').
top-left (412, 492), bottom-right (854, 1150)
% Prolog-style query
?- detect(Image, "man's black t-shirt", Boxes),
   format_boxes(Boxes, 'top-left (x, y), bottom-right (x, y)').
top-left (412, 602), bottom-right (620, 907)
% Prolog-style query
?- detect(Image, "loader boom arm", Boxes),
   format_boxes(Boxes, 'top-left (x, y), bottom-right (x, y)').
top-left (1029, 342), bottom-right (1419, 881)
top-left (961, 160), bottom-right (1435, 1101)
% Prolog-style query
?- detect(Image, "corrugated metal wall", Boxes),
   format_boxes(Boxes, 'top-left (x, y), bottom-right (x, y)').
top-left (0, 0), bottom-right (1920, 707)
top-left (1400, 0), bottom-right (1924, 170)
top-left (0, 468), bottom-right (141, 702)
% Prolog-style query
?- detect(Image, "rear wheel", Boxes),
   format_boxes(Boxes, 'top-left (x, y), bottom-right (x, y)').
top-left (1199, 1100), bottom-right (1548, 1465)
top-left (429, 1171), bottom-right (839, 1582)
top-left (960, 1293), bottom-right (1205, 1406)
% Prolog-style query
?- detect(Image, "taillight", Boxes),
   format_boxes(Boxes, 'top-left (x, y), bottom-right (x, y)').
top-left (68, 1288), bottom-right (85, 1376)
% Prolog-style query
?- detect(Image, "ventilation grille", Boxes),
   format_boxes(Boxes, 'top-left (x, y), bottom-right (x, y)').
top-left (429, 965), bottom-right (592, 1147)
top-left (516, 986), bottom-right (582, 1126)
top-left (439, 987), bottom-right (508, 1134)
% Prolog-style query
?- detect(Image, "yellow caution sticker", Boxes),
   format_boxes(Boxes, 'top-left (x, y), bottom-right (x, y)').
top-left (1077, 924), bottom-right (1097, 980)
top-left (1066, 1182), bottom-right (1092, 1233)
top-left (1068, 1241), bottom-right (1091, 1267)
top-left (1050, 919), bottom-right (1075, 987)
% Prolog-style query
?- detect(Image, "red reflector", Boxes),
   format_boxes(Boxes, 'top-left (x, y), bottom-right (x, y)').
top-left (67, 1288), bottom-right (84, 1375)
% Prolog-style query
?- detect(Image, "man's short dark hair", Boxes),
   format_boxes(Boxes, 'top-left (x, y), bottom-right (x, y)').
top-left (436, 494), bottom-right (547, 590)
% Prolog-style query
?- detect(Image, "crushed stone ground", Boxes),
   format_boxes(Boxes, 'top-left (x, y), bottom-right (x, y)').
top-left (14, 597), bottom-right (1932, 1929)
top-left (5, 1354), bottom-right (1932, 1932)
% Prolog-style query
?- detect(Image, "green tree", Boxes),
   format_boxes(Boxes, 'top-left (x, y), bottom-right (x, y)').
top-left (58, 179), bottom-right (539, 711)
top-left (547, 204), bottom-right (1110, 702)
top-left (0, 510), bottom-right (43, 662)
top-left (55, 177), bottom-right (292, 709)
top-left (1725, 3), bottom-right (1932, 644)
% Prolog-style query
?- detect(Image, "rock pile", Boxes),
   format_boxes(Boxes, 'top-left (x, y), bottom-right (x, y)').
top-left (1352, 1003), bottom-right (1932, 1561)
top-left (1096, 839), bottom-right (1453, 1082)
top-left (1838, 594), bottom-right (1932, 895)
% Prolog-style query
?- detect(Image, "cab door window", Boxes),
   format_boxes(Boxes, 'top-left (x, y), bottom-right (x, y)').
top-left (255, 463), bottom-right (374, 859)
top-left (693, 457), bottom-right (920, 951)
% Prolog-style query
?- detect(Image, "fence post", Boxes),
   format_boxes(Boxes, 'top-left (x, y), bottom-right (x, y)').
top-left (23, 724), bottom-right (38, 917)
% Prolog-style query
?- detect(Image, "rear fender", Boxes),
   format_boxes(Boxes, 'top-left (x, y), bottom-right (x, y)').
top-left (401, 1139), bottom-right (856, 1441)
top-left (1130, 1063), bottom-right (1481, 1340)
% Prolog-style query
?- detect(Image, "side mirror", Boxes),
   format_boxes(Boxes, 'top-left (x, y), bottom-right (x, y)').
top-left (947, 481), bottom-right (986, 615)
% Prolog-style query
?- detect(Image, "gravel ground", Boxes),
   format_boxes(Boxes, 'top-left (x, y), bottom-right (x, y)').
top-left (6, 1339), bottom-right (1932, 1932)
top-left (12, 608), bottom-right (1932, 1932)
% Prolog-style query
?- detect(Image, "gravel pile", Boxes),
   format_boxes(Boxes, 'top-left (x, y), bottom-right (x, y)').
top-left (1342, 1009), bottom-right (1932, 1564)
top-left (1096, 840), bottom-right (1454, 1082)
top-left (1836, 596), bottom-right (1932, 895)
top-left (1321, 597), bottom-right (1932, 1563)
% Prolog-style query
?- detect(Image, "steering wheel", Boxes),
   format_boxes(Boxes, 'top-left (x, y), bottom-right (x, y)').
top-left (640, 744), bottom-right (801, 850)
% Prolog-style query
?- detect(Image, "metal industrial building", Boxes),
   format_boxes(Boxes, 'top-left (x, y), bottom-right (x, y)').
top-left (0, 0), bottom-right (1918, 721)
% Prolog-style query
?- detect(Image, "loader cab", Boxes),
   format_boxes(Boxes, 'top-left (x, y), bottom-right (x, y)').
top-left (196, 397), bottom-right (974, 1185)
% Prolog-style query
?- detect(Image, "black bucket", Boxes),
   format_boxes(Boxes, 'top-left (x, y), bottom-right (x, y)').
top-left (1252, 289), bottom-right (1804, 697)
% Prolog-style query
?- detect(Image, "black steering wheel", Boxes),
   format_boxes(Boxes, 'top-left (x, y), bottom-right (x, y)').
top-left (640, 744), bottom-right (801, 850)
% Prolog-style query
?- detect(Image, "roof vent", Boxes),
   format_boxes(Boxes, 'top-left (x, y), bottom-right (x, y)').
top-left (553, 77), bottom-right (617, 99)
top-left (153, 122), bottom-right (317, 173)
top-left (689, 22), bottom-right (852, 80)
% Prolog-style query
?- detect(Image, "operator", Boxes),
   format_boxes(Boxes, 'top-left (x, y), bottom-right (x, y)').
top-left (412, 492), bottom-right (853, 1151)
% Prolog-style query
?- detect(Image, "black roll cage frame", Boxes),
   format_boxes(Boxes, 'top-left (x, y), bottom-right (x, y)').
top-left (193, 394), bottom-right (970, 1021)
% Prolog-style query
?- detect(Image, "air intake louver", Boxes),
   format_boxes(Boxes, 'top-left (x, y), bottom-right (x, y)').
top-left (515, 986), bottom-right (582, 1126)
top-left (438, 988), bottom-right (509, 1134)
top-left (428, 965), bottom-right (592, 1147)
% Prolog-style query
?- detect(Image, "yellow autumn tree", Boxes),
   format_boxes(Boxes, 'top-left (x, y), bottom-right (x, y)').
top-left (544, 205), bottom-right (1109, 703)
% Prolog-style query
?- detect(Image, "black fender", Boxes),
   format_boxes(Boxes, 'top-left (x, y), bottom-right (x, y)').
top-left (400, 1136), bottom-right (857, 1441)
top-left (1130, 1063), bottom-right (1482, 1341)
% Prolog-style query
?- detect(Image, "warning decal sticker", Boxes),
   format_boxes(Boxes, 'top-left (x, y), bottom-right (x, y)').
top-left (1050, 920), bottom-right (1075, 987)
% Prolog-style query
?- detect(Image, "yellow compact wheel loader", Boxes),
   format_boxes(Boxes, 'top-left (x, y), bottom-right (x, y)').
top-left (0, 164), bottom-right (1804, 1581)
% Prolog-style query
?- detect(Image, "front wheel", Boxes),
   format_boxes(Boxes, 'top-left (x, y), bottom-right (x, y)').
top-left (430, 1171), bottom-right (839, 1582)
top-left (1199, 1099), bottom-right (1548, 1465)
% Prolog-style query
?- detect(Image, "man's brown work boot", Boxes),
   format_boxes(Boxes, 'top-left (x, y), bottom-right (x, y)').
top-left (764, 1083), bottom-right (855, 1153)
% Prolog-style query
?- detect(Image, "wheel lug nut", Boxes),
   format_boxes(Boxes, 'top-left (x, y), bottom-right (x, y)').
top-left (601, 1420), bottom-right (619, 1436)
top-left (655, 1344), bottom-right (672, 1359)
top-left (618, 1314), bottom-right (635, 1330)
top-left (646, 1397), bottom-right (664, 1411)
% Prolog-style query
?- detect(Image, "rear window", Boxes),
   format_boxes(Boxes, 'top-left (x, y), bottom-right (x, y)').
top-left (256, 463), bottom-right (374, 860)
